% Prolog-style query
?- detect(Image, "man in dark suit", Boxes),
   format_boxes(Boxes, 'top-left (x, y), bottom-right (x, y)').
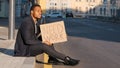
top-left (14, 4), bottom-right (79, 66)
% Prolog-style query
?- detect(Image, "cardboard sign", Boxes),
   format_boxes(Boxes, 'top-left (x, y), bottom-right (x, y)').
top-left (40, 21), bottom-right (67, 43)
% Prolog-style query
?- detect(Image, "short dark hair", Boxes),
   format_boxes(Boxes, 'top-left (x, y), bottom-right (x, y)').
top-left (30, 4), bottom-right (41, 11)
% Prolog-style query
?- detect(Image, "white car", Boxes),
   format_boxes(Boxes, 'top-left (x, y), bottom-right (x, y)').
top-left (47, 13), bottom-right (63, 18)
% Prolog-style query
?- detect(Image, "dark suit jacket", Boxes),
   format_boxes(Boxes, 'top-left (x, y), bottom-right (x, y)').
top-left (14, 16), bottom-right (42, 56)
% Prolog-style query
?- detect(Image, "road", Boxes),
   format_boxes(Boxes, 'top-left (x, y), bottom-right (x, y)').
top-left (65, 18), bottom-right (120, 42)
top-left (45, 18), bottom-right (120, 42)
top-left (45, 18), bottom-right (120, 68)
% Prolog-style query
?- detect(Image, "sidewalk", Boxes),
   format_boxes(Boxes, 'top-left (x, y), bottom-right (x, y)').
top-left (0, 26), bottom-right (35, 68)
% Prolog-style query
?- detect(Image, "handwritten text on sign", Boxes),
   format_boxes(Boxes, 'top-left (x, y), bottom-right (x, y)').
top-left (40, 21), bottom-right (67, 43)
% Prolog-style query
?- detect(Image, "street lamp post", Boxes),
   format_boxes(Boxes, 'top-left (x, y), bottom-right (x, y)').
top-left (8, 0), bottom-right (15, 40)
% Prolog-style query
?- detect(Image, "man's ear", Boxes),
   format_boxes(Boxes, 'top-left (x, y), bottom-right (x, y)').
top-left (31, 10), bottom-right (33, 14)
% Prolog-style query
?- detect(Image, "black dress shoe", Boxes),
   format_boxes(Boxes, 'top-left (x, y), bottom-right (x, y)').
top-left (48, 58), bottom-right (63, 65)
top-left (64, 56), bottom-right (80, 66)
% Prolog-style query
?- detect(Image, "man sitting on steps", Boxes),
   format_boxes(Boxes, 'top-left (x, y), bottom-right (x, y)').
top-left (14, 4), bottom-right (80, 66)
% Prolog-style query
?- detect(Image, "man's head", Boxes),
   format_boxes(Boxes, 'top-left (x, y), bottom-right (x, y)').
top-left (30, 4), bottom-right (42, 19)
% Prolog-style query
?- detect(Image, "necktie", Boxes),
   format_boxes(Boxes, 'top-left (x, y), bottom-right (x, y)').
top-left (35, 23), bottom-right (37, 34)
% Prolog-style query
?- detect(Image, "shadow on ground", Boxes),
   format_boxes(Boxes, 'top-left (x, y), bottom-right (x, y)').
top-left (0, 38), bottom-right (6, 40)
top-left (0, 48), bottom-right (14, 56)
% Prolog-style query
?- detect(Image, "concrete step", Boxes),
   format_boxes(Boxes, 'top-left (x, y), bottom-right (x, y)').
top-left (0, 40), bottom-right (35, 68)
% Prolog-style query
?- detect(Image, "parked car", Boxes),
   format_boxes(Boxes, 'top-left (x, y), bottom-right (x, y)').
top-left (47, 12), bottom-right (63, 18)
top-left (66, 12), bottom-right (73, 17)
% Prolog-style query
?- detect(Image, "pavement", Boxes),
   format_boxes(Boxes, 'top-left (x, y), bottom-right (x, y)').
top-left (0, 40), bottom-right (35, 68)
top-left (0, 18), bottom-right (36, 68)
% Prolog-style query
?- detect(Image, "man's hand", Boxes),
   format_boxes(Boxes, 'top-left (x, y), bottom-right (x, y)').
top-left (42, 41), bottom-right (53, 46)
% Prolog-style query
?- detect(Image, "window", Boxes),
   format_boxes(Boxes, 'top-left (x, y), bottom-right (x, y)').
top-left (86, 7), bottom-right (88, 14)
top-left (103, 8), bottom-right (106, 15)
top-left (90, 0), bottom-right (92, 2)
top-left (113, 9), bottom-right (116, 16)
top-left (111, 9), bottom-right (113, 15)
top-left (79, 7), bottom-right (81, 13)
top-left (76, 7), bottom-right (78, 12)
top-left (86, 0), bottom-right (95, 2)
top-left (54, 7), bottom-right (57, 12)
top-left (93, 8), bottom-right (96, 14)
top-left (110, 0), bottom-right (116, 5)
top-left (110, 9), bottom-right (116, 16)
top-left (101, 0), bottom-right (103, 3)
top-left (76, 0), bottom-right (81, 2)
top-left (89, 8), bottom-right (92, 14)
top-left (100, 8), bottom-right (102, 15)
top-left (103, 0), bottom-right (107, 4)
top-left (55, 3), bottom-right (57, 6)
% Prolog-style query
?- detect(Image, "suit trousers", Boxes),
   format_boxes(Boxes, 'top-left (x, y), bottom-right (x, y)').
top-left (29, 43), bottom-right (66, 60)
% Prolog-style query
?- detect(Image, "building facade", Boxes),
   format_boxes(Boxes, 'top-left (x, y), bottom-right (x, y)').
top-left (17, 0), bottom-right (33, 17)
top-left (44, 0), bottom-right (71, 15)
top-left (36, 0), bottom-right (47, 14)
top-left (71, 0), bottom-right (118, 18)
top-left (116, 0), bottom-right (120, 17)
top-left (116, 0), bottom-right (120, 9)
top-left (16, 0), bottom-right (22, 17)
top-left (0, 0), bottom-right (118, 18)
top-left (0, 0), bottom-right (34, 18)
top-left (41, 0), bottom-right (118, 18)
top-left (0, 0), bottom-right (9, 17)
